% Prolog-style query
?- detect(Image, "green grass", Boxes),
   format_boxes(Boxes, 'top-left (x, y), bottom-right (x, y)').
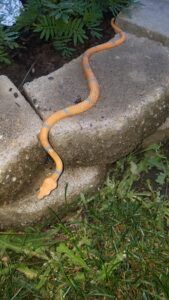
top-left (0, 144), bottom-right (169, 299)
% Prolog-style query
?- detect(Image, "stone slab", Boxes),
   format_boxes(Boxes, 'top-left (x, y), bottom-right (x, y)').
top-left (0, 76), bottom-right (46, 204)
top-left (143, 117), bottom-right (169, 147)
top-left (118, 0), bottom-right (169, 46)
top-left (0, 164), bottom-right (107, 228)
top-left (24, 34), bottom-right (169, 168)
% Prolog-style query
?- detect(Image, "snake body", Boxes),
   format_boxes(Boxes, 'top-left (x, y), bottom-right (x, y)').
top-left (37, 19), bottom-right (126, 200)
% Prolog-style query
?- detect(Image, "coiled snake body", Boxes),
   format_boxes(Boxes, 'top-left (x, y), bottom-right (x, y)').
top-left (37, 19), bottom-right (126, 200)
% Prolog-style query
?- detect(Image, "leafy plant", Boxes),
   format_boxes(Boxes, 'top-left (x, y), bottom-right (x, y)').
top-left (14, 0), bottom-right (42, 31)
top-left (0, 26), bottom-right (18, 64)
top-left (53, 37), bottom-right (75, 57)
top-left (0, 0), bottom-right (139, 63)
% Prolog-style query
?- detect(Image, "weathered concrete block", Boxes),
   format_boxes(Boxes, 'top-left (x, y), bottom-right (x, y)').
top-left (24, 34), bottom-right (169, 168)
top-left (0, 76), bottom-right (46, 204)
top-left (118, 0), bottom-right (169, 46)
top-left (0, 164), bottom-right (107, 228)
top-left (143, 117), bottom-right (169, 147)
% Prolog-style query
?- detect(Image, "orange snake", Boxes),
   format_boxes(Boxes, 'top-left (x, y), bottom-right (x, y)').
top-left (37, 19), bottom-right (126, 200)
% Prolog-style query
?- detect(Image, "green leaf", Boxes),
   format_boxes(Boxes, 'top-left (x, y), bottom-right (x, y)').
top-left (36, 266), bottom-right (51, 290)
top-left (57, 243), bottom-right (89, 270)
top-left (130, 161), bottom-right (139, 175)
top-left (53, 37), bottom-right (75, 57)
top-left (0, 237), bottom-right (48, 260)
top-left (156, 173), bottom-right (166, 186)
top-left (16, 264), bottom-right (38, 280)
top-left (98, 252), bottom-right (126, 281)
top-left (74, 272), bottom-right (85, 282)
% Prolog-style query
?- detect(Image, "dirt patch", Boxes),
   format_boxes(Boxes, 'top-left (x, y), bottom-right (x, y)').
top-left (0, 18), bottom-right (114, 90)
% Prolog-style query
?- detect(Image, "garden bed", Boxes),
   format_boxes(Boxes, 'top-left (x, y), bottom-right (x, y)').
top-left (0, 0), bottom-right (139, 89)
top-left (0, 17), bottom-right (114, 89)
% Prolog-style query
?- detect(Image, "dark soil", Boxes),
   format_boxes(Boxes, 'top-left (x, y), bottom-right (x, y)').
top-left (0, 18), bottom-right (114, 90)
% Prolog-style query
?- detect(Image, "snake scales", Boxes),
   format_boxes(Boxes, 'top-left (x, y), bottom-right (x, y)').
top-left (37, 19), bottom-right (126, 200)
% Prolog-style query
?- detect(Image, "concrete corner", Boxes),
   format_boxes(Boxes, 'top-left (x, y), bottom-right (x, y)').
top-left (0, 164), bottom-right (107, 228)
top-left (0, 76), bottom-right (46, 204)
top-left (143, 117), bottom-right (169, 147)
top-left (118, 0), bottom-right (169, 46)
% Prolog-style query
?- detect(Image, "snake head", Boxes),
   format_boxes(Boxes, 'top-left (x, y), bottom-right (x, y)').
top-left (37, 176), bottom-right (57, 200)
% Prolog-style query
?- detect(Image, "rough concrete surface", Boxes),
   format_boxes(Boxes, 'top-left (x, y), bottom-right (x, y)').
top-left (0, 164), bottom-right (107, 228)
top-left (143, 118), bottom-right (169, 147)
top-left (0, 76), bottom-right (46, 204)
top-left (118, 0), bottom-right (169, 46)
top-left (24, 34), bottom-right (169, 168)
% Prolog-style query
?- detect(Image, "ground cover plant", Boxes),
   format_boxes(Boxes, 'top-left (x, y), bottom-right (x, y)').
top-left (0, 143), bottom-right (169, 299)
top-left (0, 0), bottom-right (139, 64)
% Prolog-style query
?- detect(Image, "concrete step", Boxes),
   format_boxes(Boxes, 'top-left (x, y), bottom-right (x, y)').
top-left (118, 0), bottom-right (169, 46)
top-left (143, 118), bottom-right (169, 147)
top-left (24, 33), bottom-right (169, 168)
top-left (0, 76), bottom-right (47, 204)
top-left (0, 163), bottom-right (107, 228)
top-left (118, 0), bottom-right (169, 146)
top-left (0, 76), bottom-right (107, 228)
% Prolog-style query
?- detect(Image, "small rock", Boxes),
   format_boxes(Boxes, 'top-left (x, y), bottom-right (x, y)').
top-left (14, 92), bottom-right (19, 98)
